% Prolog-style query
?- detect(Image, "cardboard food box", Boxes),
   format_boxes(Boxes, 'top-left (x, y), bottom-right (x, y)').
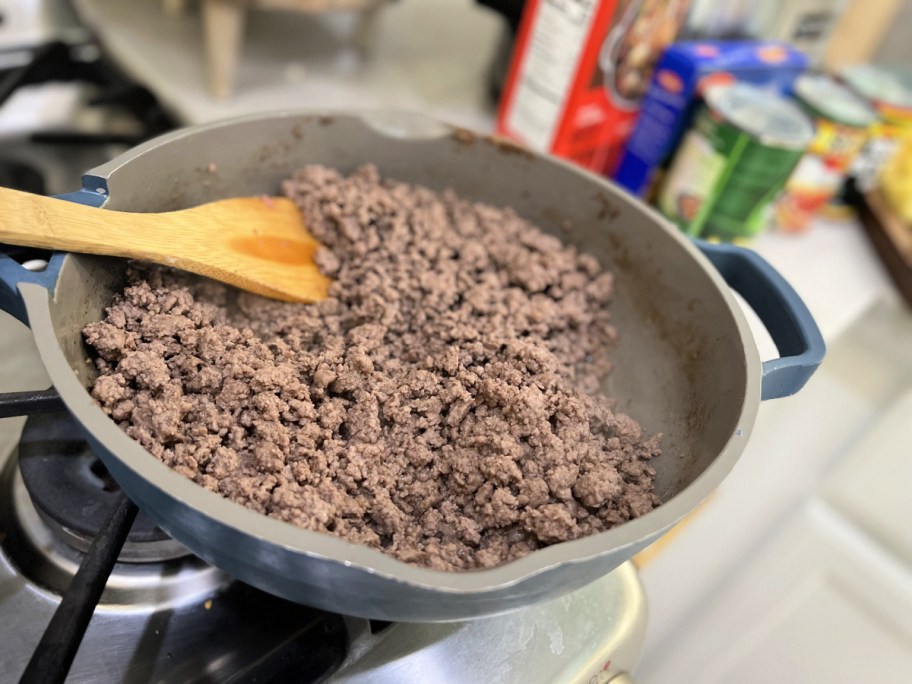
top-left (495, 0), bottom-right (691, 176)
top-left (613, 41), bottom-right (809, 198)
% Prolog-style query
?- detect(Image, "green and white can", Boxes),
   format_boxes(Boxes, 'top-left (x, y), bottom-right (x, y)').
top-left (659, 82), bottom-right (815, 241)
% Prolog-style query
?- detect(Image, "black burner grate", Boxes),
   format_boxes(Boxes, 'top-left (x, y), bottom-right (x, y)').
top-left (18, 410), bottom-right (172, 548)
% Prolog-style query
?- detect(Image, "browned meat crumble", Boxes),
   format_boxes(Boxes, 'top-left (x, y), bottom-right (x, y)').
top-left (83, 165), bottom-right (660, 571)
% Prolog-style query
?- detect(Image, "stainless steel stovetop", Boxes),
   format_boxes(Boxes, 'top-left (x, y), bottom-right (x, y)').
top-left (0, 410), bottom-right (646, 683)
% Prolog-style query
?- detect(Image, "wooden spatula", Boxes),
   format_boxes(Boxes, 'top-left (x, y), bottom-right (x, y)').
top-left (0, 187), bottom-right (331, 302)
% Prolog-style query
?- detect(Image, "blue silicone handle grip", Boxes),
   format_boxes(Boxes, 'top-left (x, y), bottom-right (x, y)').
top-left (696, 240), bottom-right (826, 400)
top-left (0, 252), bottom-right (64, 325)
top-left (0, 185), bottom-right (106, 326)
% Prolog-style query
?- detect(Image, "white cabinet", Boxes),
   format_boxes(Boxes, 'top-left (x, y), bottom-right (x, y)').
top-left (824, 391), bottom-right (912, 567)
top-left (642, 502), bottom-right (912, 683)
top-left (638, 299), bottom-right (912, 683)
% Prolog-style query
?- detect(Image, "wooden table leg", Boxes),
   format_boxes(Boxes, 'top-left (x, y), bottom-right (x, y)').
top-left (202, 0), bottom-right (247, 99)
top-left (354, 3), bottom-right (382, 57)
top-left (163, 0), bottom-right (188, 15)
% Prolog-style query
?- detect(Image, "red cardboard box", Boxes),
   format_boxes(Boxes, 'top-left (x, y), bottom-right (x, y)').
top-left (496, 0), bottom-right (690, 175)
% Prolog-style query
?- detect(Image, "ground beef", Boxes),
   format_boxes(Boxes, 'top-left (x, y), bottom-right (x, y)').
top-left (83, 165), bottom-right (661, 571)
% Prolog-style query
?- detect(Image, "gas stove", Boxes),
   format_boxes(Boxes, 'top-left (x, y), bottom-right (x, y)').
top-left (0, 40), bottom-right (176, 199)
top-left (0, 408), bottom-right (646, 683)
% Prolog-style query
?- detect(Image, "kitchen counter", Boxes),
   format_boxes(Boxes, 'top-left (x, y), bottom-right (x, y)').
top-left (751, 219), bottom-right (894, 345)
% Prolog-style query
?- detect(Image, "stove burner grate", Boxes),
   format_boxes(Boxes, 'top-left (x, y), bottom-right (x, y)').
top-left (18, 411), bottom-right (188, 562)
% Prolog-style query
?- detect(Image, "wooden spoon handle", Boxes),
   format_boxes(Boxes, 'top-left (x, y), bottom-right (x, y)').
top-left (0, 187), bottom-right (330, 303)
top-left (0, 187), bottom-right (157, 258)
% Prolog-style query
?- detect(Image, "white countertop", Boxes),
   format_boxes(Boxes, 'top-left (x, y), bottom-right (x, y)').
top-left (75, 0), bottom-right (898, 347)
top-left (747, 219), bottom-right (894, 354)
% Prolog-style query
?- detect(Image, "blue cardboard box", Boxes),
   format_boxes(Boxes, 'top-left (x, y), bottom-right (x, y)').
top-left (613, 41), bottom-right (809, 197)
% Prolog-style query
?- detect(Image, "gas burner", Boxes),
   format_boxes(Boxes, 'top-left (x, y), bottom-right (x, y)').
top-left (18, 411), bottom-right (188, 562)
top-left (1, 411), bottom-right (228, 608)
top-left (3, 457), bottom-right (227, 608)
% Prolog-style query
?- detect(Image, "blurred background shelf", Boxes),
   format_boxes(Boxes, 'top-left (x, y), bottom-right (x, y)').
top-left (74, 0), bottom-right (501, 131)
top-left (859, 189), bottom-right (912, 309)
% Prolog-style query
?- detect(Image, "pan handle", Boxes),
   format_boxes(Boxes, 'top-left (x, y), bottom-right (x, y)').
top-left (0, 252), bottom-right (63, 326)
top-left (0, 188), bottom-right (102, 325)
top-left (696, 240), bottom-right (825, 401)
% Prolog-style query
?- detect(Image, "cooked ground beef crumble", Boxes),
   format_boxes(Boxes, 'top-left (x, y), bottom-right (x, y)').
top-left (83, 165), bottom-right (660, 571)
